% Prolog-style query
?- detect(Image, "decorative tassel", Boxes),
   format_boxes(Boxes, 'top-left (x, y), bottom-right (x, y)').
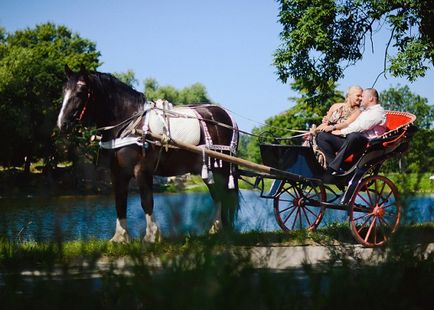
top-left (214, 159), bottom-right (219, 168)
top-left (228, 174), bottom-right (235, 189)
top-left (219, 159), bottom-right (223, 168)
top-left (207, 170), bottom-right (214, 184)
top-left (201, 164), bottom-right (209, 179)
top-left (201, 148), bottom-right (208, 179)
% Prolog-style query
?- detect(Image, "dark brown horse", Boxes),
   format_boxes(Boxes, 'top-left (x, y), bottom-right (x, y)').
top-left (57, 65), bottom-right (239, 242)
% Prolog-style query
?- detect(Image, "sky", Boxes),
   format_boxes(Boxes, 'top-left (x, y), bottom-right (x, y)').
top-left (2, 0), bottom-right (433, 132)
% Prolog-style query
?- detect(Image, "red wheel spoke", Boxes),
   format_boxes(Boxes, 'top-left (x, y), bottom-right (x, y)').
top-left (291, 208), bottom-right (301, 230)
top-left (378, 216), bottom-right (391, 230)
top-left (384, 210), bottom-right (397, 218)
top-left (381, 191), bottom-right (393, 204)
top-left (278, 205), bottom-right (293, 214)
top-left (274, 184), bottom-right (325, 232)
top-left (366, 188), bottom-right (375, 207)
top-left (278, 198), bottom-right (297, 204)
top-left (282, 206), bottom-right (297, 225)
top-left (354, 212), bottom-right (372, 222)
top-left (380, 216), bottom-right (394, 229)
top-left (375, 181), bottom-right (387, 206)
top-left (382, 202), bottom-right (397, 210)
top-left (364, 216), bottom-right (377, 243)
top-left (357, 192), bottom-right (371, 208)
top-left (282, 190), bottom-right (298, 200)
top-left (357, 214), bottom-right (373, 234)
top-left (298, 207), bottom-right (303, 229)
top-left (304, 206), bottom-right (319, 217)
top-left (377, 218), bottom-right (389, 242)
top-left (301, 207), bottom-right (312, 227)
top-left (350, 176), bottom-right (401, 246)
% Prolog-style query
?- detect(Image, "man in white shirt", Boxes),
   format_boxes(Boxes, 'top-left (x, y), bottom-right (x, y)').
top-left (316, 88), bottom-right (386, 174)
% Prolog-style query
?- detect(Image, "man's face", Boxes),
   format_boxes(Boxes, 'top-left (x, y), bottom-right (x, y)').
top-left (361, 91), bottom-right (372, 108)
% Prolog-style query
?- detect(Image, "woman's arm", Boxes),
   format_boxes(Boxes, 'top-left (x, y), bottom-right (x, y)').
top-left (323, 109), bottom-right (361, 132)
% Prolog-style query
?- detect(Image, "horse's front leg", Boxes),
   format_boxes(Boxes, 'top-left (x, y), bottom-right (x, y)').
top-left (110, 172), bottom-right (132, 243)
top-left (136, 171), bottom-right (161, 243)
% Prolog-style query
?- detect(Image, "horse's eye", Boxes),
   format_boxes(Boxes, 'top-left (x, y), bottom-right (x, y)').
top-left (75, 84), bottom-right (88, 95)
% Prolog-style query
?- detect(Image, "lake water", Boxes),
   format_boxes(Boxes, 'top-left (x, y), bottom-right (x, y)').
top-left (0, 190), bottom-right (432, 241)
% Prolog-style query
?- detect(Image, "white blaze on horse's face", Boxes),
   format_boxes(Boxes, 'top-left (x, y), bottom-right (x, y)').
top-left (57, 79), bottom-right (88, 131)
top-left (57, 89), bottom-right (72, 129)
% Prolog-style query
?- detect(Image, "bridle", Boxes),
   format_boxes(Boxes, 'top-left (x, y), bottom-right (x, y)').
top-left (76, 80), bottom-right (92, 121)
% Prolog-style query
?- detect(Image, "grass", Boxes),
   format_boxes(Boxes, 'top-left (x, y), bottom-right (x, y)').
top-left (1, 223), bottom-right (432, 265)
top-left (0, 223), bottom-right (433, 309)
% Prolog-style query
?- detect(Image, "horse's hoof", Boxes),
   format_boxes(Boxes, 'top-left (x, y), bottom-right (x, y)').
top-left (143, 230), bottom-right (162, 243)
top-left (208, 220), bottom-right (222, 234)
top-left (109, 234), bottom-right (131, 243)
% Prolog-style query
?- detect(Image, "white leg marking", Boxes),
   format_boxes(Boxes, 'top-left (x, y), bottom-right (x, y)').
top-left (143, 214), bottom-right (161, 243)
top-left (209, 203), bottom-right (222, 234)
top-left (57, 89), bottom-right (71, 128)
top-left (110, 218), bottom-right (131, 243)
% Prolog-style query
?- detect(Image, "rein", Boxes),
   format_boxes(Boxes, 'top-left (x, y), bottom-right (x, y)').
top-left (93, 103), bottom-right (308, 143)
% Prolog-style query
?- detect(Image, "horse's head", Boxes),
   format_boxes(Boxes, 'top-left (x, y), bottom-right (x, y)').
top-left (57, 65), bottom-right (92, 131)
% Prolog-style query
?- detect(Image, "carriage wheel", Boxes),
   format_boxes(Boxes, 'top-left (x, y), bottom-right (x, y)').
top-left (349, 175), bottom-right (401, 247)
top-left (273, 181), bottom-right (326, 231)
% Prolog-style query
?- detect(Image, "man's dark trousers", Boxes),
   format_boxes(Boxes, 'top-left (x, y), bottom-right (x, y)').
top-left (316, 132), bottom-right (368, 171)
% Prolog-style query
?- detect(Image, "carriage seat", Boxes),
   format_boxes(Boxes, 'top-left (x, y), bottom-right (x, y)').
top-left (342, 110), bottom-right (416, 164)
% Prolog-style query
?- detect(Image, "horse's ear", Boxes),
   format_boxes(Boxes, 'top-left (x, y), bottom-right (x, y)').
top-left (65, 64), bottom-right (73, 78)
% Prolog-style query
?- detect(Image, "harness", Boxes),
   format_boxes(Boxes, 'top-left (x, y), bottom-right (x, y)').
top-left (96, 101), bottom-right (239, 189)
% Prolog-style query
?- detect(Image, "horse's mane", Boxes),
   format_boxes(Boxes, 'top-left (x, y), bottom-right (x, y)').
top-left (90, 71), bottom-right (146, 104)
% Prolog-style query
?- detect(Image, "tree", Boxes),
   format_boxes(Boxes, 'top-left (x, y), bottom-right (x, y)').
top-left (380, 85), bottom-right (434, 129)
top-left (144, 78), bottom-right (212, 105)
top-left (243, 85), bottom-right (344, 163)
top-left (274, 0), bottom-right (434, 102)
top-left (113, 69), bottom-right (139, 88)
top-left (379, 86), bottom-right (434, 173)
top-left (0, 23), bottom-right (100, 172)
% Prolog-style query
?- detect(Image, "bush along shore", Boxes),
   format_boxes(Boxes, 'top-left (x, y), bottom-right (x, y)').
top-left (1, 163), bottom-right (433, 197)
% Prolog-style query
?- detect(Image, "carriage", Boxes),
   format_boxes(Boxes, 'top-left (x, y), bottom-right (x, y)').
top-left (58, 66), bottom-right (417, 247)
top-left (238, 111), bottom-right (417, 247)
top-left (147, 110), bottom-right (416, 247)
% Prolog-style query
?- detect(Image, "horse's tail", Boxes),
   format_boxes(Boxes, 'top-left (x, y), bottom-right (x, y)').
top-left (222, 106), bottom-right (240, 231)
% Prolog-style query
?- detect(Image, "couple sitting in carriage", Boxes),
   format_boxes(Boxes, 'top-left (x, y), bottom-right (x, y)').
top-left (311, 86), bottom-right (387, 175)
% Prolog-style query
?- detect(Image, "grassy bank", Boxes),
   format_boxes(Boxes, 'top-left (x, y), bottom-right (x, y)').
top-left (1, 224), bottom-right (433, 309)
top-left (1, 223), bottom-right (432, 264)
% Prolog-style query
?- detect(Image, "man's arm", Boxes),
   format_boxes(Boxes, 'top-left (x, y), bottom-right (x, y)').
top-left (339, 107), bottom-right (385, 135)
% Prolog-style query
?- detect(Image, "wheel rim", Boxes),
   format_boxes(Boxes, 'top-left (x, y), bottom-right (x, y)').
top-left (274, 181), bottom-right (326, 231)
top-left (350, 175), bottom-right (401, 247)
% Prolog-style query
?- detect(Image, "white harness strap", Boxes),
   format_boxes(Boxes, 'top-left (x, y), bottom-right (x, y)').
top-left (99, 136), bottom-right (142, 149)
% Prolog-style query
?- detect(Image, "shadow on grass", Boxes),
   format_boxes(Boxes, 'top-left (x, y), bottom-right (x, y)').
top-left (1, 223), bottom-right (433, 309)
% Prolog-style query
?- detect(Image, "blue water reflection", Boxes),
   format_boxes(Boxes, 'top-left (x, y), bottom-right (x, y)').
top-left (0, 191), bottom-right (432, 241)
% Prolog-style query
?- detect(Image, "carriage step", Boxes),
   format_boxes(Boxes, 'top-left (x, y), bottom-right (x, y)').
top-left (261, 179), bottom-right (283, 198)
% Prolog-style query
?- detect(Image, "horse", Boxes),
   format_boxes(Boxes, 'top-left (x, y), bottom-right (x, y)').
top-left (57, 65), bottom-right (239, 242)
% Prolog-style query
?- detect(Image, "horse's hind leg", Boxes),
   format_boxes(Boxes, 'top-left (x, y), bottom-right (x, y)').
top-left (136, 172), bottom-right (161, 243)
top-left (206, 170), bottom-right (239, 233)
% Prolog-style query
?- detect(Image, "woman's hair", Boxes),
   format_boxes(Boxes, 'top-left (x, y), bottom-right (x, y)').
top-left (345, 85), bottom-right (363, 100)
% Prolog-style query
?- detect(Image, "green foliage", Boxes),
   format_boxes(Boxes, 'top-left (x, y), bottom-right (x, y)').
top-left (244, 85), bottom-right (344, 163)
top-left (274, 0), bottom-right (434, 102)
top-left (380, 85), bottom-right (434, 129)
top-left (378, 85), bottom-right (434, 174)
top-left (113, 69), bottom-right (138, 88)
top-left (144, 78), bottom-right (212, 105)
top-left (0, 23), bottom-right (100, 170)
